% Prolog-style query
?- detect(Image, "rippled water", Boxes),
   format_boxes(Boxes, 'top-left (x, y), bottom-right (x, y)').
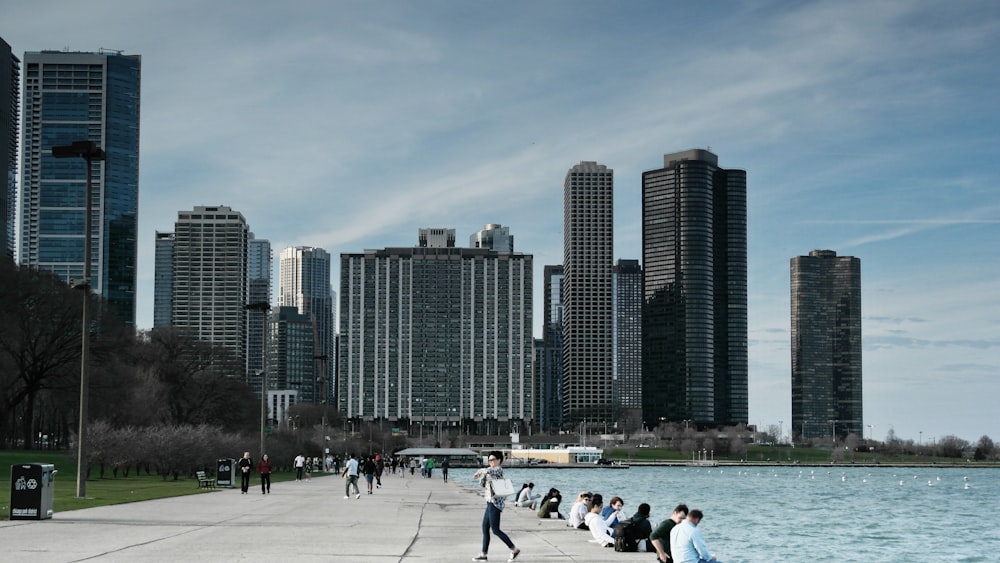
top-left (492, 465), bottom-right (1000, 562)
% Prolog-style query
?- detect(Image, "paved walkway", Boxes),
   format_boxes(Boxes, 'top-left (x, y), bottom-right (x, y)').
top-left (1, 472), bottom-right (654, 562)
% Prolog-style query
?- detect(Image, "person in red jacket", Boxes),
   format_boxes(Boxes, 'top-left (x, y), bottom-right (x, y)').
top-left (257, 454), bottom-right (273, 494)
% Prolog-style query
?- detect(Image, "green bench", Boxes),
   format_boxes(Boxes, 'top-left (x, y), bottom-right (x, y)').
top-left (196, 470), bottom-right (216, 489)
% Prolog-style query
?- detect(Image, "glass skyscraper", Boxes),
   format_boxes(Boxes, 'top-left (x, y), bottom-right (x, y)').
top-left (613, 259), bottom-right (643, 430)
top-left (791, 249), bottom-right (862, 441)
top-left (539, 264), bottom-right (564, 431)
top-left (641, 149), bottom-right (748, 428)
top-left (1, 37), bottom-right (17, 262)
top-left (562, 161), bottom-right (614, 426)
top-left (152, 231), bottom-right (174, 328)
top-left (19, 50), bottom-right (141, 326)
top-left (271, 306), bottom-right (316, 404)
top-left (279, 246), bottom-right (333, 404)
top-left (247, 236), bottom-right (272, 393)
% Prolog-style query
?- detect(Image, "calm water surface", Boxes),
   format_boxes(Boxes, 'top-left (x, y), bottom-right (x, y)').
top-left (486, 465), bottom-right (1000, 562)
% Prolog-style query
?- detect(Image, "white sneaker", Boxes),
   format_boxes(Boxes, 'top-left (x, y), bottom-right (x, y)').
top-left (356, 493), bottom-right (361, 499)
top-left (343, 496), bottom-right (349, 499)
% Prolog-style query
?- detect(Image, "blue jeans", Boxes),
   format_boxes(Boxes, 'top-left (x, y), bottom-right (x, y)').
top-left (481, 503), bottom-right (515, 554)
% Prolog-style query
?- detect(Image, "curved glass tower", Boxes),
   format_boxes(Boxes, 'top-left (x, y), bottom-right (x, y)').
top-left (641, 149), bottom-right (747, 428)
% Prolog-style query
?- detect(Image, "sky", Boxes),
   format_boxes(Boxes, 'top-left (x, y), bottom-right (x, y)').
top-left (5, 0), bottom-right (999, 445)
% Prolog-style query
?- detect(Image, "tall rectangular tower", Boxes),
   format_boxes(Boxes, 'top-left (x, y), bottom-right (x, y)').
top-left (641, 149), bottom-right (748, 428)
top-left (279, 246), bottom-right (333, 404)
top-left (0, 37), bottom-right (17, 262)
top-left (539, 264), bottom-right (564, 431)
top-left (613, 259), bottom-right (643, 431)
top-left (19, 50), bottom-right (141, 325)
top-left (171, 206), bottom-right (248, 366)
top-left (247, 235), bottom-right (272, 393)
top-left (562, 161), bottom-right (614, 425)
top-left (152, 231), bottom-right (174, 328)
top-left (791, 249), bottom-right (862, 441)
top-left (339, 229), bottom-right (533, 434)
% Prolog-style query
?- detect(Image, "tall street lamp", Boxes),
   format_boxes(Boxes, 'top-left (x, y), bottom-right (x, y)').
top-left (52, 140), bottom-right (105, 499)
top-left (246, 302), bottom-right (271, 457)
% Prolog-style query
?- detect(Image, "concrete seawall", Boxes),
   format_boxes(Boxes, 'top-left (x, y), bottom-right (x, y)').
top-left (1, 471), bottom-right (655, 562)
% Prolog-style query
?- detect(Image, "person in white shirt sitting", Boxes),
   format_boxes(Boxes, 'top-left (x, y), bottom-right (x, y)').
top-left (568, 492), bottom-right (593, 529)
top-left (583, 494), bottom-right (619, 548)
top-left (515, 482), bottom-right (540, 509)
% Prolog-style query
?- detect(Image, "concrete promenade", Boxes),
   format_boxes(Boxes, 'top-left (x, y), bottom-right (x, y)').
top-left (1, 471), bottom-right (654, 562)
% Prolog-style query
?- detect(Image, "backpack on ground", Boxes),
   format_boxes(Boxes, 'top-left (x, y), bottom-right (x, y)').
top-left (613, 518), bottom-right (638, 552)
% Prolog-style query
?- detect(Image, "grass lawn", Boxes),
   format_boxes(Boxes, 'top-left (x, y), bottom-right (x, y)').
top-left (1, 450), bottom-right (326, 520)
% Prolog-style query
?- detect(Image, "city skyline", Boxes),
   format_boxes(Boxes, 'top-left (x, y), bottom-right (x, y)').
top-left (3, 1), bottom-right (999, 443)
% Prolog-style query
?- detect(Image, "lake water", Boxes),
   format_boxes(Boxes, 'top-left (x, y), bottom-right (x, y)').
top-left (484, 465), bottom-right (1000, 562)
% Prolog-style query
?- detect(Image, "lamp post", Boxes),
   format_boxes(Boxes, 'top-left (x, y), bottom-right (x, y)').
top-left (246, 302), bottom-right (270, 457)
top-left (52, 140), bottom-right (105, 499)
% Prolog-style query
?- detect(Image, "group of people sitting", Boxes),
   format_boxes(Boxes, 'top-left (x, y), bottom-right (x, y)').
top-left (511, 487), bottom-right (720, 563)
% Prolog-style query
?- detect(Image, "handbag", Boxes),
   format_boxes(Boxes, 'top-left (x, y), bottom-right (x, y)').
top-left (487, 478), bottom-right (515, 500)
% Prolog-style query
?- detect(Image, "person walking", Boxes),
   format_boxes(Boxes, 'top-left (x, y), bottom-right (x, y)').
top-left (670, 509), bottom-right (722, 563)
top-left (362, 455), bottom-right (377, 494)
top-left (257, 454), bottom-right (273, 494)
top-left (441, 458), bottom-right (449, 482)
top-left (374, 455), bottom-right (384, 488)
top-left (342, 453), bottom-right (361, 499)
top-left (237, 451), bottom-right (253, 494)
top-left (471, 450), bottom-right (520, 562)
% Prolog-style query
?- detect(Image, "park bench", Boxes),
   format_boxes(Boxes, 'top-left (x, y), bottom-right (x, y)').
top-left (196, 470), bottom-right (216, 489)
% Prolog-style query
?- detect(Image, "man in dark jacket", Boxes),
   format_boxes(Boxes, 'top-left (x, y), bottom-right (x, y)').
top-left (237, 451), bottom-right (253, 494)
top-left (650, 504), bottom-right (689, 562)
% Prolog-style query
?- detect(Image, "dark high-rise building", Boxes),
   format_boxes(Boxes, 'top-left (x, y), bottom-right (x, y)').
top-left (152, 231), bottom-right (174, 328)
top-left (791, 249), bottom-right (862, 441)
top-left (613, 259), bottom-right (643, 431)
top-left (247, 235), bottom-right (272, 393)
top-left (279, 246), bottom-right (333, 405)
top-left (539, 264), bottom-right (564, 431)
top-left (19, 50), bottom-right (141, 326)
top-left (0, 37), bottom-right (17, 262)
top-left (641, 149), bottom-right (748, 428)
top-left (562, 161), bottom-right (614, 426)
top-left (271, 306), bottom-right (317, 404)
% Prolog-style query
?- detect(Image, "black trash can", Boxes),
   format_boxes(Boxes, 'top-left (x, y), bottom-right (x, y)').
top-left (9, 463), bottom-right (56, 520)
top-left (216, 458), bottom-right (236, 488)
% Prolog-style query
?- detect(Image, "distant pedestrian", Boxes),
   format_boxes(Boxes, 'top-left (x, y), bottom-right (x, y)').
top-left (342, 453), bottom-right (361, 499)
top-left (441, 458), bottom-right (449, 482)
top-left (293, 453), bottom-right (306, 480)
top-left (362, 455), bottom-right (377, 494)
top-left (471, 450), bottom-right (520, 562)
top-left (257, 454), bottom-right (273, 494)
top-left (237, 451), bottom-right (253, 494)
top-left (375, 455), bottom-right (384, 488)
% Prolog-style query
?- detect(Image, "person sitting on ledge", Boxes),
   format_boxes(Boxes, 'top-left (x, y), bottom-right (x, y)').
top-left (537, 488), bottom-right (563, 519)
top-left (515, 482), bottom-right (540, 509)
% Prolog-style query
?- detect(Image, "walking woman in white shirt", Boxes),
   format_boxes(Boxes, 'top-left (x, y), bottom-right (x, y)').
top-left (471, 451), bottom-right (521, 562)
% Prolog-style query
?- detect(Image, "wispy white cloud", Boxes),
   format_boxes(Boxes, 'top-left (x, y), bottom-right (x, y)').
top-left (6, 0), bottom-right (1000, 442)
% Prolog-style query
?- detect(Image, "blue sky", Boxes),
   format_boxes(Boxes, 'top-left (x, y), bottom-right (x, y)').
top-left (6, 0), bottom-right (999, 444)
